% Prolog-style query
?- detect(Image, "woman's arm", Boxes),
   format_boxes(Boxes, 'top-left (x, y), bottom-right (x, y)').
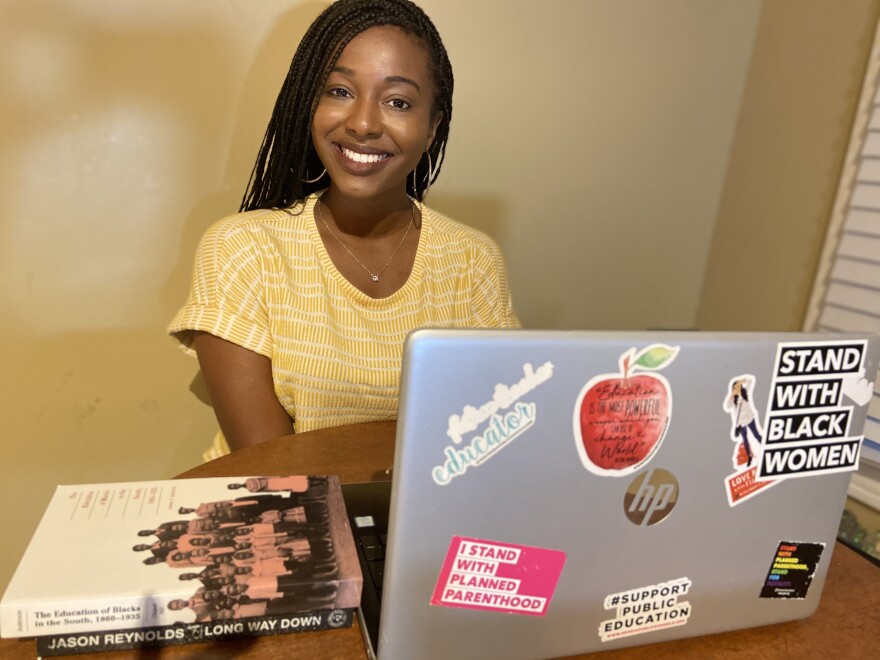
top-left (192, 331), bottom-right (294, 451)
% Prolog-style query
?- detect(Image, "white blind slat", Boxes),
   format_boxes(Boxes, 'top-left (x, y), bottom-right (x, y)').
top-left (825, 281), bottom-right (880, 314)
top-left (818, 306), bottom-right (880, 333)
top-left (837, 233), bottom-right (880, 261)
top-left (857, 158), bottom-right (880, 183)
top-left (843, 208), bottom-right (880, 235)
top-left (865, 131), bottom-right (880, 157)
top-left (851, 182), bottom-right (880, 209)
top-left (830, 258), bottom-right (880, 289)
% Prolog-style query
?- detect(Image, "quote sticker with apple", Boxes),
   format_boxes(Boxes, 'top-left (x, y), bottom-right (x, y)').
top-left (574, 344), bottom-right (679, 477)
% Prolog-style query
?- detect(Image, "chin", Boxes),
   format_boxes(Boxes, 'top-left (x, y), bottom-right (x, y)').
top-left (327, 178), bottom-right (408, 202)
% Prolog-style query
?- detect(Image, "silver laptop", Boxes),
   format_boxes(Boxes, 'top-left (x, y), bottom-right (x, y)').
top-left (346, 329), bottom-right (879, 659)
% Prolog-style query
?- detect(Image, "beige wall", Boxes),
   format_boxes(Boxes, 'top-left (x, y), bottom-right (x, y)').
top-left (697, 0), bottom-right (880, 330)
top-left (431, 0), bottom-right (763, 330)
top-left (0, 0), bottom-right (875, 595)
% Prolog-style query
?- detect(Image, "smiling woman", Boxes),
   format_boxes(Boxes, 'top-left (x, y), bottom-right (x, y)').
top-left (311, 25), bottom-right (441, 293)
top-left (312, 26), bottom-right (441, 206)
top-left (167, 0), bottom-right (519, 457)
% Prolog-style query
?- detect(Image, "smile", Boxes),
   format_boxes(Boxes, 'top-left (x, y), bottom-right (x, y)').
top-left (337, 145), bottom-right (391, 164)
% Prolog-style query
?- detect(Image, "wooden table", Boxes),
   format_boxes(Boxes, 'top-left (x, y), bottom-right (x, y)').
top-left (3, 421), bottom-right (879, 658)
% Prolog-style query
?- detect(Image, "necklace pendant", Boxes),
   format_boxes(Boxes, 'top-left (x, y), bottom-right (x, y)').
top-left (315, 198), bottom-right (414, 288)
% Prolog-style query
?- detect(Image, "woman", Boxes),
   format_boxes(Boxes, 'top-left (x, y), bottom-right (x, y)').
top-left (169, 0), bottom-right (519, 456)
top-left (723, 376), bottom-right (763, 468)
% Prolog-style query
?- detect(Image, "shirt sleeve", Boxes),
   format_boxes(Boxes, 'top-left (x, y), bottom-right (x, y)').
top-left (167, 218), bottom-right (273, 357)
top-left (470, 236), bottom-right (521, 329)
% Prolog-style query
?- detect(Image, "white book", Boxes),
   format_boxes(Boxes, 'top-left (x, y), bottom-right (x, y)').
top-left (0, 475), bottom-right (361, 645)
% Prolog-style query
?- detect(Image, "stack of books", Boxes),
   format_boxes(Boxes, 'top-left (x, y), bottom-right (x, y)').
top-left (0, 475), bottom-right (362, 655)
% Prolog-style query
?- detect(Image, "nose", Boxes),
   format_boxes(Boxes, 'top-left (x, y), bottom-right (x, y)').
top-left (346, 97), bottom-right (382, 139)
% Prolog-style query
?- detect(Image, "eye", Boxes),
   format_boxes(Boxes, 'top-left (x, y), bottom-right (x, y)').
top-left (387, 98), bottom-right (411, 110)
top-left (326, 86), bottom-right (352, 99)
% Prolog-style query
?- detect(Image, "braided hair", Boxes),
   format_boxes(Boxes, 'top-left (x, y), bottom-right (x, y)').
top-left (240, 0), bottom-right (453, 211)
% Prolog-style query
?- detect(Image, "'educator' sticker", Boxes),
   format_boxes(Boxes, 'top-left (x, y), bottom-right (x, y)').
top-left (759, 541), bottom-right (825, 599)
top-left (430, 536), bottom-right (566, 616)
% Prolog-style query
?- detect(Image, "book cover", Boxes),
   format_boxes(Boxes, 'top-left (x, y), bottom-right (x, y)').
top-left (35, 608), bottom-right (353, 656)
top-left (0, 475), bottom-right (362, 642)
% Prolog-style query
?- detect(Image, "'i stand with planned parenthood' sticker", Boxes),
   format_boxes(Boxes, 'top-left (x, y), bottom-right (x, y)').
top-left (430, 536), bottom-right (566, 616)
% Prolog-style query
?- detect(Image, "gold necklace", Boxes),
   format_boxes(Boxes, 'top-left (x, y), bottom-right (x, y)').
top-left (315, 199), bottom-right (415, 283)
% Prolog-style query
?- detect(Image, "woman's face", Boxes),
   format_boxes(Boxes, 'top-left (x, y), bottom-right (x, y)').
top-left (311, 25), bottom-right (441, 204)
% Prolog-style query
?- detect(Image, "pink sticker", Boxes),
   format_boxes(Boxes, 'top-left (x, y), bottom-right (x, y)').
top-left (430, 536), bottom-right (566, 616)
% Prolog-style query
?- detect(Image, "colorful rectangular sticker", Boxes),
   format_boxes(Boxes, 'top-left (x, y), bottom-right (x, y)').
top-left (725, 463), bottom-right (777, 506)
top-left (430, 536), bottom-right (566, 616)
top-left (599, 577), bottom-right (692, 642)
top-left (759, 541), bottom-right (825, 599)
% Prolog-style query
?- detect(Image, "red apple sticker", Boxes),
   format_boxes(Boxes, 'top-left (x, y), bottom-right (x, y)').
top-left (573, 345), bottom-right (679, 477)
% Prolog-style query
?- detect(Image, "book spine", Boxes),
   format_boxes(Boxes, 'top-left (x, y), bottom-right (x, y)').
top-left (2, 573), bottom-right (361, 638)
top-left (1, 596), bottom-right (157, 638)
top-left (34, 608), bottom-right (354, 656)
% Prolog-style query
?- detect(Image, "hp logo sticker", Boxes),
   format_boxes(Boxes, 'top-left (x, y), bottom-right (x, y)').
top-left (624, 468), bottom-right (679, 526)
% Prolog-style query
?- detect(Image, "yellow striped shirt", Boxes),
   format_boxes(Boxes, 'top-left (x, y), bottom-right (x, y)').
top-left (169, 193), bottom-right (519, 438)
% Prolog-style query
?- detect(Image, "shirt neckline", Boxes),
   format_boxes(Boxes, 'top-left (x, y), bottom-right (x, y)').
top-left (304, 193), bottom-right (426, 304)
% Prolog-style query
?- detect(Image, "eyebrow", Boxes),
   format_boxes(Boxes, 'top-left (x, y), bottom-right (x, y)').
top-left (331, 66), bottom-right (422, 93)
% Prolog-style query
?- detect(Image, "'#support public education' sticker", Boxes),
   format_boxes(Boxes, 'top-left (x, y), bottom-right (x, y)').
top-left (599, 577), bottom-right (692, 642)
top-left (430, 536), bottom-right (566, 616)
top-left (759, 541), bottom-right (825, 599)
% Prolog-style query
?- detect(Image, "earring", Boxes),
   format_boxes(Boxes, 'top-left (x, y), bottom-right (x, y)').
top-left (423, 152), bottom-right (434, 182)
top-left (413, 151), bottom-right (433, 198)
top-left (424, 151), bottom-right (434, 196)
top-left (303, 168), bottom-right (327, 183)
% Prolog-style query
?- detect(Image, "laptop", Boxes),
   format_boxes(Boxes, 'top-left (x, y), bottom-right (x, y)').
top-left (343, 329), bottom-right (880, 659)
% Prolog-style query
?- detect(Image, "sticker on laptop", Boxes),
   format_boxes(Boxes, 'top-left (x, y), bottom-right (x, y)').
top-left (723, 373), bottom-right (779, 506)
top-left (432, 362), bottom-right (554, 486)
top-left (624, 468), bottom-right (679, 526)
top-left (759, 541), bottom-right (825, 599)
top-left (574, 344), bottom-right (679, 477)
top-left (755, 341), bottom-right (871, 481)
top-left (599, 576), bottom-right (692, 642)
top-left (431, 536), bottom-right (566, 616)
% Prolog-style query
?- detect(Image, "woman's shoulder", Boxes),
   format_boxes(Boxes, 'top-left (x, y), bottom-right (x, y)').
top-left (203, 203), bottom-right (311, 241)
top-left (208, 204), bottom-right (308, 234)
top-left (420, 204), bottom-right (501, 252)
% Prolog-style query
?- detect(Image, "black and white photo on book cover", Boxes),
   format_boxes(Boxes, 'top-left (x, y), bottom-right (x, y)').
top-left (0, 475), bottom-right (362, 640)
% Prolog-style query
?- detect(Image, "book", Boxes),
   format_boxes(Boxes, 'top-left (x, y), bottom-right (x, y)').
top-left (0, 475), bottom-right (362, 649)
top-left (34, 608), bottom-right (354, 656)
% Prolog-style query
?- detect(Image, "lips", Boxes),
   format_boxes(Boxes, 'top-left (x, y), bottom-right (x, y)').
top-left (327, 142), bottom-right (394, 179)
top-left (338, 144), bottom-right (391, 164)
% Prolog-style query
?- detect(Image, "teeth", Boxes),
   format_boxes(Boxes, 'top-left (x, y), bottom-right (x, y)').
top-left (341, 146), bottom-right (388, 164)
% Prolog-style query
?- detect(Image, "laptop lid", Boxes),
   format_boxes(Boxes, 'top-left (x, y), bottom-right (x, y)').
top-left (377, 329), bottom-right (879, 659)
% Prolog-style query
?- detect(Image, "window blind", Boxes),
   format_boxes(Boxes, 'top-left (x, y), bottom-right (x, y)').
top-left (805, 19), bottom-right (880, 501)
